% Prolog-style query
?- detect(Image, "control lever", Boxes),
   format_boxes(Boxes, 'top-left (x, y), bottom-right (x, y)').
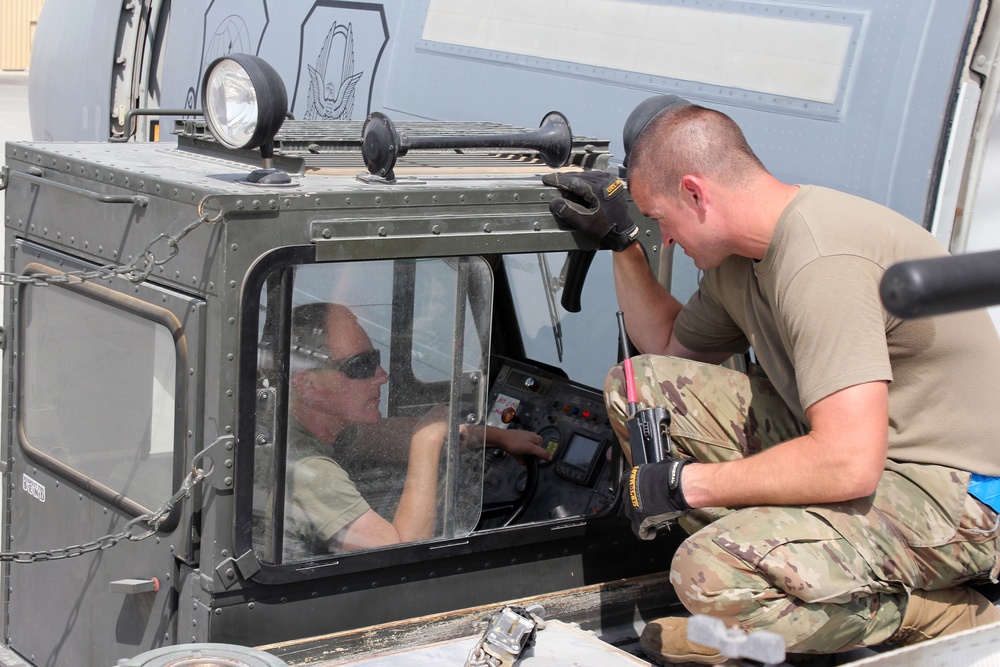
top-left (617, 311), bottom-right (670, 465)
top-left (560, 249), bottom-right (596, 313)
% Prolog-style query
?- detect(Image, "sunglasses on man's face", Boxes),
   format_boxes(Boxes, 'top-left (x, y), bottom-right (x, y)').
top-left (322, 349), bottom-right (382, 379)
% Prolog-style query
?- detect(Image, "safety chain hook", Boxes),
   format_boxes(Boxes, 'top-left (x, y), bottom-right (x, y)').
top-left (0, 442), bottom-right (218, 564)
top-left (0, 213), bottom-right (213, 288)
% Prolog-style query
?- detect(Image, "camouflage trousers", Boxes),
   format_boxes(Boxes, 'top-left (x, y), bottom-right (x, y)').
top-left (605, 355), bottom-right (1000, 654)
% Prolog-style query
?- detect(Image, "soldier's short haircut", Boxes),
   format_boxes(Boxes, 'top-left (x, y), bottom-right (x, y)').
top-left (628, 104), bottom-right (768, 197)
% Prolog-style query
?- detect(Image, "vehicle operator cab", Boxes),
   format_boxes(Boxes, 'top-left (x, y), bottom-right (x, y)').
top-left (247, 245), bottom-right (621, 569)
top-left (1, 53), bottom-right (677, 667)
top-left (224, 45), bottom-right (644, 581)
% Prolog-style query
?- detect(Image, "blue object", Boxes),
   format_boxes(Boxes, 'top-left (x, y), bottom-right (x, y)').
top-left (968, 474), bottom-right (1000, 513)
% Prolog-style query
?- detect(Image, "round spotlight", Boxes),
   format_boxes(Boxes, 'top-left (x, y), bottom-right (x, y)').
top-left (202, 54), bottom-right (287, 151)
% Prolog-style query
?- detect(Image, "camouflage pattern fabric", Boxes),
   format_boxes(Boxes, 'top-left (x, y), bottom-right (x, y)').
top-left (606, 355), bottom-right (1000, 654)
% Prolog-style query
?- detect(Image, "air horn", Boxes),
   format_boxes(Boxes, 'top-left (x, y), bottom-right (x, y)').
top-left (361, 111), bottom-right (573, 180)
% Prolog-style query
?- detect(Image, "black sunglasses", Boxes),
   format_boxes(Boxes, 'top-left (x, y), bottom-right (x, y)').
top-left (322, 349), bottom-right (381, 379)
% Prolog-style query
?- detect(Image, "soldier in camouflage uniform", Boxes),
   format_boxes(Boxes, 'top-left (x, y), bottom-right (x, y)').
top-left (543, 97), bottom-right (1000, 662)
top-left (607, 356), bottom-right (999, 656)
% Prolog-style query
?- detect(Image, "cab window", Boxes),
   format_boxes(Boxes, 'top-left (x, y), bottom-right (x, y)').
top-left (18, 269), bottom-right (184, 515)
top-left (251, 256), bottom-right (491, 564)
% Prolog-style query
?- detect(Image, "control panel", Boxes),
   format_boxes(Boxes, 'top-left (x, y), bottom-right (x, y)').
top-left (481, 359), bottom-right (619, 526)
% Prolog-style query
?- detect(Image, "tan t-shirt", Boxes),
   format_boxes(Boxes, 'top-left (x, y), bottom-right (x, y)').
top-left (674, 185), bottom-right (1000, 475)
top-left (284, 421), bottom-right (371, 558)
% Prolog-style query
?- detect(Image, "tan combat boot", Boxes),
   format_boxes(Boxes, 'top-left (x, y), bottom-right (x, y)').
top-left (639, 617), bottom-right (727, 665)
top-left (894, 587), bottom-right (1000, 645)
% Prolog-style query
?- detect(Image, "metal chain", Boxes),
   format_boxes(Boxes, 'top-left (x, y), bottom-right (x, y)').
top-left (0, 448), bottom-right (213, 563)
top-left (0, 214), bottom-right (210, 288)
top-left (464, 646), bottom-right (499, 667)
top-left (0, 211), bottom-right (217, 560)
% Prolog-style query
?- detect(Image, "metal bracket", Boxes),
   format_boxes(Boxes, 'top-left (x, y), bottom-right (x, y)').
top-left (109, 108), bottom-right (203, 143)
top-left (110, 578), bottom-right (160, 595)
top-left (466, 605), bottom-right (545, 667)
top-left (256, 387), bottom-right (277, 448)
top-left (200, 435), bottom-right (236, 490)
top-left (215, 550), bottom-right (261, 590)
top-left (972, 3), bottom-right (1000, 79)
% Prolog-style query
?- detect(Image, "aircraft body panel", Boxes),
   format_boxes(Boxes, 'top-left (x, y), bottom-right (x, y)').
top-left (27, 0), bottom-right (121, 141)
top-left (27, 0), bottom-right (988, 304)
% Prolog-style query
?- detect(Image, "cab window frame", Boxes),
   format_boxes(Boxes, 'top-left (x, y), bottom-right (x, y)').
top-left (15, 261), bottom-right (188, 531)
top-left (236, 247), bottom-right (629, 587)
top-left (236, 246), bottom-right (497, 582)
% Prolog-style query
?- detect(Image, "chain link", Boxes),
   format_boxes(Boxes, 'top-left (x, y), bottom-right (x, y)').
top-left (0, 214), bottom-right (210, 288)
top-left (0, 449), bottom-right (213, 564)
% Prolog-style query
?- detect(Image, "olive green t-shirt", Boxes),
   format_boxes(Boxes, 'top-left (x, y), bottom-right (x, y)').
top-left (674, 185), bottom-right (1000, 476)
top-left (283, 421), bottom-right (370, 558)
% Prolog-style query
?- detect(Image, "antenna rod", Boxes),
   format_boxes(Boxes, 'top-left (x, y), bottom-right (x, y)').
top-left (616, 311), bottom-right (639, 418)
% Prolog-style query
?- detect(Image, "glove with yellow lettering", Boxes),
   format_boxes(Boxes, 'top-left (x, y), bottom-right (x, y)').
top-left (622, 458), bottom-right (692, 540)
top-left (542, 171), bottom-right (639, 251)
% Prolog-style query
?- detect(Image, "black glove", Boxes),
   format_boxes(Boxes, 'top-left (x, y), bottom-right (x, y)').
top-left (542, 171), bottom-right (639, 251)
top-left (622, 458), bottom-right (692, 540)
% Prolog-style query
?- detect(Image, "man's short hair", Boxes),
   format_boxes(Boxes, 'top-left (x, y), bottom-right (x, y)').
top-left (628, 104), bottom-right (767, 195)
top-left (288, 302), bottom-right (357, 373)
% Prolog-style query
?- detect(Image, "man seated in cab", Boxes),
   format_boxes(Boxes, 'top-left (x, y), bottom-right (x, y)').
top-left (543, 96), bottom-right (1000, 662)
top-left (283, 302), bottom-right (549, 556)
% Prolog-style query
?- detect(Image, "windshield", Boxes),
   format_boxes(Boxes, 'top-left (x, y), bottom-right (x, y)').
top-left (251, 257), bottom-right (492, 563)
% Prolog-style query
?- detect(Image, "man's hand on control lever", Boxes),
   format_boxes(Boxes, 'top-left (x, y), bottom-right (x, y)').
top-left (623, 458), bottom-right (693, 540)
top-left (542, 171), bottom-right (639, 252)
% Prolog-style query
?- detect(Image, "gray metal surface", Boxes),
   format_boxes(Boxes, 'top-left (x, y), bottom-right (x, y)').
top-left (335, 620), bottom-right (651, 667)
top-left (4, 239), bottom-right (206, 667)
top-left (849, 619), bottom-right (1000, 666)
top-left (386, 0), bottom-right (972, 225)
top-left (29, 1), bottom-right (981, 306)
top-left (27, 0), bottom-right (120, 141)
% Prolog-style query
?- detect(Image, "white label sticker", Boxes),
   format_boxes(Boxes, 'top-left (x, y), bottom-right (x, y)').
top-left (22, 474), bottom-right (45, 503)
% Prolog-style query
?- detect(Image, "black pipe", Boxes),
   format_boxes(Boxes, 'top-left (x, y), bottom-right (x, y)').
top-left (362, 111), bottom-right (573, 180)
top-left (880, 249), bottom-right (1000, 318)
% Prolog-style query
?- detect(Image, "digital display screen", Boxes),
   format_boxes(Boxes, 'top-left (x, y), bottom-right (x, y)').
top-left (561, 433), bottom-right (602, 470)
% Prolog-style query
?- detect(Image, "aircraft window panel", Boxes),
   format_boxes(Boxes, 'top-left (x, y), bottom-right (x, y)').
top-left (422, 0), bottom-right (860, 111)
top-left (19, 282), bottom-right (180, 512)
top-left (252, 257), bottom-right (490, 565)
